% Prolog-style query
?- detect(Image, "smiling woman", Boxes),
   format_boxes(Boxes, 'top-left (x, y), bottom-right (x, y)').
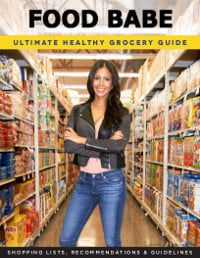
top-left (60, 60), bottom-right (131, 247)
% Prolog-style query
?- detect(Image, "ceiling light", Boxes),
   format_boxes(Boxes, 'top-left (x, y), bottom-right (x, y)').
top-left (62, 85), bottom-right (86, 89)
top-left (54, 71), bottom-right (139, 78)
top-left (40, 53), bottom-right (156, 60)
top-left (69, 94), bottom-right (89, 98)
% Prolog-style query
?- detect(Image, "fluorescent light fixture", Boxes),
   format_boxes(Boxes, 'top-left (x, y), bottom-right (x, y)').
top-left (79, 94), bottom-right (89, 98)
top-left (70, 95), bottom-right (89, 99)
top-left (62, 85), bottom-right (86, 89)
top-left (40, 53), bottom-right (155, 60)
top-left (54, 71), bottom-right (138, 78)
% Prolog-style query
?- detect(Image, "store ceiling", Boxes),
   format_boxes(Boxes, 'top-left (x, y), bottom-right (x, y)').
top-left (18, 0), bottom-right (178, 103)
top-left (38, 49), bottom-right (157, 103)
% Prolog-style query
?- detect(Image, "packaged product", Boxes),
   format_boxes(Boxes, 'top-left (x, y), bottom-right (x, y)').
top-left (183, 137), bottom-right (194, 167)
top-left (166, 201), bottom-right (180, 234)
top-left (178, 213), bottom-right (197, 245)
top-left (188, 60), bottom-right (200, 90)
top-left (155, 166), bottom-right (163, 191)
top-left (178, 174), bottom-right (195, 206)
top-left (191, 97), bottom-right (200, 127)
top-left (5, 214), bottom-right (26, 246)
top-left (187, 220), bottom-right (197, 246)
top-left (174, 105), bottom-right (183, 131)
top-left (168, 169), bottom-right (173, 197)
top-left (19, 197), bottom-right (36, 212)
top-left (171, 138), bottom-right (183, 166)
top-left (178, 175), bottom-right (190, 207)
top-left (181, 99), bottom-right (193, 129)
top-left (8, 59), bottom-right (22, 89)
top-left (157, 140), bottom-right (164, 162)
top-left (189, 180), bottom-right (200, 213)
top-left (23, 210), bottom-right (39, 237)
top-left (193, 137), bottom-right (200, 168)
top-left (196, 222), bottom-right (200, 247)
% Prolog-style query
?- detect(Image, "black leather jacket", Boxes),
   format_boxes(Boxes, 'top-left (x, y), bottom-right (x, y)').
top-left (64, 102), bottom-right (131, 169)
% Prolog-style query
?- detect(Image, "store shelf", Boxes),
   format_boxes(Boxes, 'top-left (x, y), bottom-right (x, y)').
top-left (59, 175), bottom-right (66, 181)
top-left (147, 135), bottom-right (164, 141)
top-left (134, 149), bottom-right (143, 153)
top-left (130, 187), bottom-right (181, 246)
top-left (39, 164), bottom-right (56, 171)
top-left (0, 78), bottom-right (22, 91)
top-left (139, 50), bottom-right (185, 101)
top-left (133, 193), bottom-right (143, 206)
top-left (0, 212), bottom-right (15, 226)
top-left (145, 183), bottom-right (163, 195)
top-left (134, 136), bottom-right (144, 140)
top-left (168, 163), bottom-right (200, 173)
top-left (168, 126), bottom-right (200, 137)
top-left (40, 207), bottom-right (56, 230)
top-left (39, 146), bottom-right (56, 150)
top-left (134, 177), bottom-right (143, 185)
top-left (0, 111), bottom-right (14, 120)
top-left (15, 192), bottom-right (36, 206)
top-left (146, 160), bottom-right (164, 166)
top-left (14, 144), bottom-right (35, 149)
top-left (58, 161), bottom-right (66, 165)
top-left (0, 178), bottom-right (16, 186)
top-left (146, 109), bottom-right (164, 122)
top-left (134, 163), bottom-right (143, 169)
top-left (15, 170), bottom-right (35, 178)
top-left (167, 195), bottom-right (200, 220)
top-left (68, 184), bottom-right (74, 194)
top-left (169, 84), bottom-right (200, 107)
top-left (143, 202), bottom-right (163, 229)
top-left (14, 115), bottom-right (34, 126)
top-left (163, 226), bottom-right (182, 246)
top-left (126, 183), bottom-right (132, 193)
top-left (49, 87), bottom-right (69, 112)
top-left (58, 149), bottom-right (65, 153)
top-left (23, 228), bottom-right (41, 247)
top-left (0, 148), bottom-right (14, 152)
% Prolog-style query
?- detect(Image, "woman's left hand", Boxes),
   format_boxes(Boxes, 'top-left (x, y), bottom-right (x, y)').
top-left (65, 128), bottom-right (87, 144)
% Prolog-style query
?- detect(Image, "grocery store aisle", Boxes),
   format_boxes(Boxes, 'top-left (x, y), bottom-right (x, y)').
top-left (34, 191), bottom-right (166, 247)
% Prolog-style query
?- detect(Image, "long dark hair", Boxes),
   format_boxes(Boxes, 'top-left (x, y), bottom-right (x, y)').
top-left (86, 60), bottom-right (124, 129)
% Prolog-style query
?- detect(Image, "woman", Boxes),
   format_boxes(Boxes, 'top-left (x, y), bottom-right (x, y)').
top-left (60, 60), bottom-right (131, 247)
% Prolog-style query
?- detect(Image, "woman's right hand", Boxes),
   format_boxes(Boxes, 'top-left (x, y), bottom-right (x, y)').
top-left (110, 130), bottom-right (124, 140)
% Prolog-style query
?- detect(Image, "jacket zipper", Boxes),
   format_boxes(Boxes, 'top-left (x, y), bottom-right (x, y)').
top-left (108, 154), bottom-right (111, 169)
top-left (85, 143), bottom-right (107, 151)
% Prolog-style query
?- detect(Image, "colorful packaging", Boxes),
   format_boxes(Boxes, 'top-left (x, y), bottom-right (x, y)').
top-left (187, 220), bottom-right (197, 246)
top-left (183, 137), bottom-right (194, 167)
top-left (193, 137), bottom-right (200, 169)
top-left (191, 96), bottom-right (200, 127)
top-left (5, 214), bottom-right (26, 246)
top-left (189, 180), bottom-right (200, 213)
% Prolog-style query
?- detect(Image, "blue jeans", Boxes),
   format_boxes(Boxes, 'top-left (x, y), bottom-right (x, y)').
top-left (60, 169), bottom-right (126, 247)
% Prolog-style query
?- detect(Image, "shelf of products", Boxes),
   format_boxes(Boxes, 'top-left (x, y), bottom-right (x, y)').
top-left (0, 50), bottom-right (72, 247)
top-left (127, 49), bottom-right (200, 247)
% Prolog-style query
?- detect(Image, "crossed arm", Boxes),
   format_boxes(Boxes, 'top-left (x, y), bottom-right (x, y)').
top-left (64, 106), bottom-right (130, 156)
